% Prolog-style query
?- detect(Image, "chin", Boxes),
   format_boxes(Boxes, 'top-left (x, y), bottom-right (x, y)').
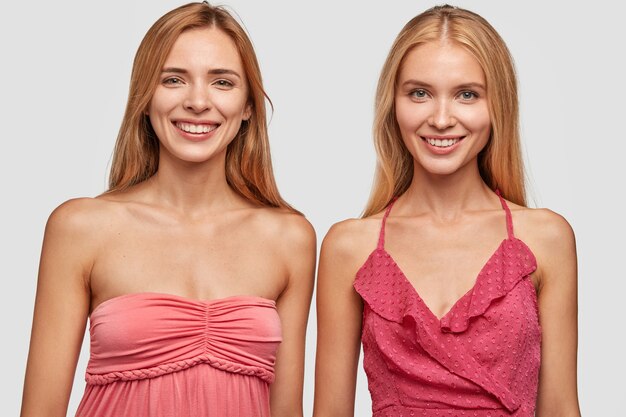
top-left (424, 167), bottom-right (460, 176)
top-left (184, 150), bottom-right (225, 164)
top-left (160, 141), bottom-right (228, 165)
top-left (416, 157), bottom-right (467, 177)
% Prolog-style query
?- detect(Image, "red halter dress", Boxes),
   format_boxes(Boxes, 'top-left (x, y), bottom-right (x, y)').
top-left (354, 193), bottom-right (540, 416)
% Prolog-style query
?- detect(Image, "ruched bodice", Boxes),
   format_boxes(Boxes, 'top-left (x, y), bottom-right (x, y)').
top-left (75, 293), bottom-right (282, 417)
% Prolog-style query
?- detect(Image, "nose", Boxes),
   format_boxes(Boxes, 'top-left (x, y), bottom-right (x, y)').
top-left (428, 100), bottom-right (456, 130)
top-left (183, 84), bottom-right (212, 113)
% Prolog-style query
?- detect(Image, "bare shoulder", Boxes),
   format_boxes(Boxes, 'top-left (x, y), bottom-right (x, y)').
top-left (251, 208), bottom-right (316, 253)
top-left (508, 203), bottom-right (577, 287)
top-left (509, 204), bottom-right (575, 248)
top-left (41, 198), bottom-right (120, 287)
top-left (324, 217), bottom-right (373, 252)
top-left (45, 196), bottom-right (131, 256)
top-left (250, 208), bottom-right (317, 295)
top-left (321, 215), bottom-right (383, 272)
top-left (46, 197), bottom-right (115, 236)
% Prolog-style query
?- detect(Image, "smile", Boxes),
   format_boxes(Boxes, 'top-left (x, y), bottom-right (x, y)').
top-left (174, 121), bottom-right (219, 134)
top-left (421, 136), bottom-right (464, 148)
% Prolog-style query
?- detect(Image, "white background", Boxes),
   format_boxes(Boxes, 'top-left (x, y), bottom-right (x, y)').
top-left (2, 0), bottom-right (624, 415)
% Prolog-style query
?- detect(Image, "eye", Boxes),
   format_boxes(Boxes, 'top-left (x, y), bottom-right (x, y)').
top-left (410, 89), bottom-right (428, 99)
top-left (214, 79), bottom-right (234, 89)
top-left (459, 91), bottom-right (478, 100)
top-left (162, 77), bottom-right (184, 86)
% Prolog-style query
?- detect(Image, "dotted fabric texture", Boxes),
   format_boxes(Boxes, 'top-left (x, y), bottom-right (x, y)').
top-left (354, 194), bottom-right (540, 416)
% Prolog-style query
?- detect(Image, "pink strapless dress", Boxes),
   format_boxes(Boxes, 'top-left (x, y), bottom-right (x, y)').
top-left (75, 293), bottom-right (282, 417)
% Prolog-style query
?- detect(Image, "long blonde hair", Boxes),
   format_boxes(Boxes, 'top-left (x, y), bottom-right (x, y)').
top-left (364, 5), bottom-right (526, 217)
top-left (108, 2), bottom-right (295, 211)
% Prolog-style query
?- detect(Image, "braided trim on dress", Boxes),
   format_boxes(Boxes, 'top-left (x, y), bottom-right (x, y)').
top-left (85, 353), bottom-right (274, 385)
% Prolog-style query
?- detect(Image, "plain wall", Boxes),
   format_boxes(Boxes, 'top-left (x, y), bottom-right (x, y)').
top-left (2, 0), bottom-right (624, 415)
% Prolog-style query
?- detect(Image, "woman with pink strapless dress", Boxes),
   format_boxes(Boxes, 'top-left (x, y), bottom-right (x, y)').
top-left (314, 6), bottom-right (581, 417)
top-left (21, 3), bottom-right (315, 417)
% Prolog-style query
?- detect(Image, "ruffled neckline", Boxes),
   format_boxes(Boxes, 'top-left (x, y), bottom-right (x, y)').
top-left (354, 237), bottom-right (537, 334)
top-left (354, 237), bottom-right (538, 412)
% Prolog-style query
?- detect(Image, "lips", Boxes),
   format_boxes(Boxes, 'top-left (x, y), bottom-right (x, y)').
top-left (174, 121), bottom-right (219, 134)
top-left (421, 136), bottom-right (465, 148)
top-left (418, 135), bottom-right (466, 155)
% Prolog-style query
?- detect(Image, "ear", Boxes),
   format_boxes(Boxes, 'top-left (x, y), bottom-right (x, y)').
top-left (243, 103), bottom-right (252, 121)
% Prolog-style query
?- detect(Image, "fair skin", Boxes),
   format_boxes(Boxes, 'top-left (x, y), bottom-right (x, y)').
top-left (314, 41), bottom-right (580, 417)
top-left (22, 27), bottom-right (315, 417)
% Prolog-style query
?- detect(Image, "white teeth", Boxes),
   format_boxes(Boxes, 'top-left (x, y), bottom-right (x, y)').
top-left (175, 122), bottom-right (218, 134)
top-left (425, 137), bottom-right (460, 148)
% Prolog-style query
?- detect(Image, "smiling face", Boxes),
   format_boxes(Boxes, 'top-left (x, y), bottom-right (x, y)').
top-left (147, 27), bottom-right (251, 165)
top-left (395, 41), bottom-right (491, 177)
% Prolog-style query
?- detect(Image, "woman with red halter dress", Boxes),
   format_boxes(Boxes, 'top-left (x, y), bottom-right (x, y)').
top-left (314, 6), bottom-right (580, 417)
top-left (21, 3), bottom-right (315, 417)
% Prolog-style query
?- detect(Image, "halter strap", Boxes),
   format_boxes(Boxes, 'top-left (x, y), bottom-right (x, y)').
top-left (377, 197), bottom-right (398, 249)
top-left (495, 190), bottom-right (515, 239)
top-left (378, 192), bottom-right (514, 246)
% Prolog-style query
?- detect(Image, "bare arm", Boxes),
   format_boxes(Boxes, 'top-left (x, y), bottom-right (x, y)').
top-left (21, 200), bottom-right (96, 417)
top-left (270, 216), bottom-right (316, 417)
top-left (313, 222), bottom-right (366, 417)
top-left (533, 210), bottom-right (581, 416)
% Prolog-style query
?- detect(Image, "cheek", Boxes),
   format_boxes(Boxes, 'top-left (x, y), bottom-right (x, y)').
top-left (147, 104), bottom-right (168, 135)
top-left (146, 92), bottom-right (177, 141)
top-left (395, 99), bottom-right (428, 133)
top-left (147, 89), bottom-right (177, 121)
top-left (458, 104), bottom-right (491, 136)
top-left (213, 91), bottom-right (249, 119)
top-left (147, 104), bottom-right (164, 133)
top-left (394, 104), bottom-right (422, 154)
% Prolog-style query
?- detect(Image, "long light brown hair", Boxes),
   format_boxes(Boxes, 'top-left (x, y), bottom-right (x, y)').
top-left (364, 5), bottom-right (526, 217)
top-left (108, 2), bottom-right (295, 211)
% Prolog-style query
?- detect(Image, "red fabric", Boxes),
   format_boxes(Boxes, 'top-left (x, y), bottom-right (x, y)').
top-left (75, 293), bottom-right (282, 417)
top-left (354, 194), bottom-right (540, 416)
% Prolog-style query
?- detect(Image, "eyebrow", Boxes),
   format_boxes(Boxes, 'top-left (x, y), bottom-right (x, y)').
top-left (401, 80), bottom-right (486, 90)
top-left (161, 67), bottom-right (242, 79)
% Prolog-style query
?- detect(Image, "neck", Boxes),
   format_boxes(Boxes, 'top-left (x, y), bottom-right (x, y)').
top-left (401, 159), bottom-right (495, 221)
top-left (143, 148), bottom-right (245, 216)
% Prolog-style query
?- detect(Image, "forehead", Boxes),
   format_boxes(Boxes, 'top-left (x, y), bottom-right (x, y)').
top-left (397, 41), bottom-right (485, 86)
top-left (164, 27), bottom-right (244, 73)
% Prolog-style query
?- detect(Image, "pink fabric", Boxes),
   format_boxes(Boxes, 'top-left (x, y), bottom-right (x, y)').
top-left (75, 293), bottom-right (282, 417)
top-left (354, 193), bottom-right (540, 416)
